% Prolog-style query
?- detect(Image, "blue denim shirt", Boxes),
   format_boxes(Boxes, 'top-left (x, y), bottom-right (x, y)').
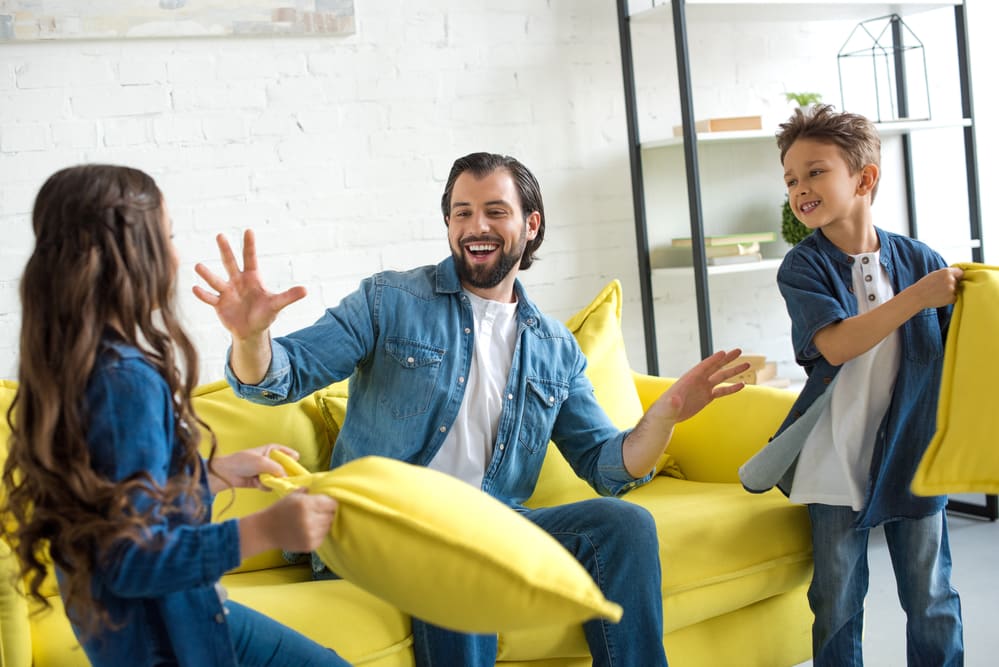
top-left (68, 337), bottom-right (242, 667)
top-left (227, 257), bottom-right (649, 507)
top-left (775, 228), bottom-right (951, 527)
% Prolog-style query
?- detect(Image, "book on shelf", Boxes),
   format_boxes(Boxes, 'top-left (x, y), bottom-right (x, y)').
top-left (705, 241), bottom-right (760, 258)
top-left (671, 115), bottom-right (763, 137)
top-left (707, 252), bottom-right (763, 266)
top-left (723, 355), bottom-right (782, 386)
top-left (671, 231), bottom-right (776, 248)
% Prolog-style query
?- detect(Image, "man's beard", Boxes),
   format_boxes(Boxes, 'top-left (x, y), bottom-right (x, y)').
top-left (452, 228), bottom-right (526, 290)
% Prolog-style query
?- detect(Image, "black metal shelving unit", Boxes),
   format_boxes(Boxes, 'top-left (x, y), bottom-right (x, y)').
top-left (616, 0), bottom-right (994, 521)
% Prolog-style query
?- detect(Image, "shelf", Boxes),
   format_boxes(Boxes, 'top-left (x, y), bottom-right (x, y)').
top-left (652, 258), bottom-right (784, 277)
top-left (641, 118), bottom-right (972, 150)
top-left (628, 1), bottom-right (961, 23)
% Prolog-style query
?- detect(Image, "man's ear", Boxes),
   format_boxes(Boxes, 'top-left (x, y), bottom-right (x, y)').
top-left (526, 211), bottom-right (541, 240)
top-left (857, 164), bottom-right (879, 196)
top-left (444, 216), bottom-right (450, 227)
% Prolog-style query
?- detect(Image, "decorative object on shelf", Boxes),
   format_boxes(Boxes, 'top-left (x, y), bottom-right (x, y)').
top-left (672, 232), bottom-right (776, 266)
top-left (837, 14), bottom-right (930, 122)
top-left (722, 354), bottom-right (789, 388)
top-left (784, 91), bottom-right (823, 108)
top-left (671, 115), bottom-right (763, 137)
top-left (781, 195), bottom-right (812, 246)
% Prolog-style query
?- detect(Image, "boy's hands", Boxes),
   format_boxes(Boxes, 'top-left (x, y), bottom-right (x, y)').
top-left (909, 266), bottom-right (964, 309)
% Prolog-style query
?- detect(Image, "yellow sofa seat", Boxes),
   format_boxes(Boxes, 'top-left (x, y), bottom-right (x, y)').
top-left (0, 282), bottom-right (813, 667)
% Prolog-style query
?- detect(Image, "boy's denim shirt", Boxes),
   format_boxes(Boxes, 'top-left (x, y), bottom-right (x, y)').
top-left (73, 338), bottom-right (243, 667)
top-left (228, 257), bottom-right (650, 507)
top-left (775, 227), bottom-right (952, 528)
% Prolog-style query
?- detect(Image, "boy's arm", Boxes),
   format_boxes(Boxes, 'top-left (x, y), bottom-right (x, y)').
top-left (813, 266), bottom-right (963, 366)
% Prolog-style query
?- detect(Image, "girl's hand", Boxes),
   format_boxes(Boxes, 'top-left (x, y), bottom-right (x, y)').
top-left (209, 444), bottom-right (300, 494)
top-left (239, 490), bottom-right (338, 559)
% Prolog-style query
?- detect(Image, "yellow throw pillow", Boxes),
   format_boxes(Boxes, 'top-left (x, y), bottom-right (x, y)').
top-left (912, 263), bottom-right (999, 495)
top-left (260, 450), bottom-right (623, 633)
top-left (565, 279), bottom-right (680, 478)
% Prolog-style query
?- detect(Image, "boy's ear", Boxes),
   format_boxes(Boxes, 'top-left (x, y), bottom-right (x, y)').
top-left (856, 164), bottom-right (879, 197)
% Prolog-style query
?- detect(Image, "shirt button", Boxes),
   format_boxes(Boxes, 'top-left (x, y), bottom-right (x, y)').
top-left (847, 257), bottom-right (855, 264)
top-left (862, 256), bottom-right (870, 264)
top-left (498, 443), bottom-right (505, 451)
top-left (823, 376), bottom-right (832, 385)
top-left (439, 425), bottom-right (446, 433)
top-left (464, 327), bottom-right (471, 334)
top-left (407, 356), bottom-right (415, 364)
top-left (848, 286), bottom-right (854, 293)
top-left (507, 393), bottom-right (514, 400)
top-left (548, 396), bottom-right (555, 404)
top-left (458, 376), bottom-right (465, 384)
top-left (214, 613), bottom-right (225, 624)
top-left (868, 293), bottom-right (876, 301)
top-left (261, 391), bottom-right (275, 398)
top-left (865, 274), bottom-right (873, 282)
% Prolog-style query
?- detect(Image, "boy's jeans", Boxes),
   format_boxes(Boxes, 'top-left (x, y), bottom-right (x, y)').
top-left (413, 497), bottom-right (668, 667)
top-left (807, 504), bottom-right (963, 667)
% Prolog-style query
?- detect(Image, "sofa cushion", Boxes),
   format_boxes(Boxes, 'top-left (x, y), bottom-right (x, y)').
top-left (192, 380), bottom-right (333, 573)
top-left (261, 451), bottom-right (623, 633)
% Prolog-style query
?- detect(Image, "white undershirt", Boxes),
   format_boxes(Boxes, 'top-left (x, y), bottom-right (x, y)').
top-left (427, 291), bottom-right (519, 489)
top-left (790, 250), bottom-right (901, 509)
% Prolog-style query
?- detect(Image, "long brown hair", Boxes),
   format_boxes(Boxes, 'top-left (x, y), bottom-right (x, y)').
top-left (1, 164), bottom-right (217, 635)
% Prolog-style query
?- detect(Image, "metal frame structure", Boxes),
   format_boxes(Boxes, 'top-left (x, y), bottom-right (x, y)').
top-left (616, 1), bottom-right (994, 520)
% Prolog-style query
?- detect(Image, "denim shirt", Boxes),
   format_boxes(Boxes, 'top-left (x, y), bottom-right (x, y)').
top-left (775, 228), bottom-right (951, 527)
top-left (227, 257), bottom-right (649, 507)
top-left (69, 337), bottom-right (242, 667)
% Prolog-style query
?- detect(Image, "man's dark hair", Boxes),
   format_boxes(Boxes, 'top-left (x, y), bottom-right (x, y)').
top-left (440, 152), bottom-right (545, 270)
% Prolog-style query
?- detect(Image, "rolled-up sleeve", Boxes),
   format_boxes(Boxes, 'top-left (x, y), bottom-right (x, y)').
top-left (777, 251), bottom-right (849, 364)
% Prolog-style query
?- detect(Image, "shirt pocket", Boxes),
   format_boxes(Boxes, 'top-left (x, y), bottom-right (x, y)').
top-left (903, 308), bottom-right (944, 365)
top-left (517, 377), bottom-right (569, 453)
top-left (379, 337), bottom-right (446, 419)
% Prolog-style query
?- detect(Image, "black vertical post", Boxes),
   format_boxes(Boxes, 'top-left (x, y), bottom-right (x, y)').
top-left (955, 3), bottom-right (984, 264)
top-left (671, 0), bottom-right (713, 360)
top-left (946, 3), bottom-right (994, 521)
top-left (891, 15), bottom-right (919, 239)
top-left (616, 0), bottom-right (660, 375)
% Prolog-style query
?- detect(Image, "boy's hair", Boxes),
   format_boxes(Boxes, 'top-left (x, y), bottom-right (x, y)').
top-left (776, 104), bottom-right (882, 201)
top-left (440, 151), bottom-right (545, 270)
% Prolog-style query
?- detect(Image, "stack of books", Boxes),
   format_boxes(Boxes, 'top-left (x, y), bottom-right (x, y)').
top-left (671, 231), bottom-right (776, 266)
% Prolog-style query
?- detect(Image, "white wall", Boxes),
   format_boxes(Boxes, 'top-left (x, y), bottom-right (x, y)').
top-left (0, 0), bottom-right (642, 382)
top-left (0, 0), bottom-right (996, 383)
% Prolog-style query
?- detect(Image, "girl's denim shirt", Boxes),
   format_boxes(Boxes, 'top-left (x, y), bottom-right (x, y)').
top-left (227, 257), bottom-right (650, 508)
top-left (775, 227), bottom-right (952, 528)
top-left (70, 339), bottom-right (242, 667)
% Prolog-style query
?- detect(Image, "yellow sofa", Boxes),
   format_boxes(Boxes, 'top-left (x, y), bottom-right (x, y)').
top-left (0, 281), bottom-right (813, 666)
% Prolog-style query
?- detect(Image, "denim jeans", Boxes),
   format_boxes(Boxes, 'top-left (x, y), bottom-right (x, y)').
top-left (226, 601), bottom-right (353, 666)
top-left (807, 504), bottom-right (963, 666)
top-left (413, 497), bottom-right (668, 667)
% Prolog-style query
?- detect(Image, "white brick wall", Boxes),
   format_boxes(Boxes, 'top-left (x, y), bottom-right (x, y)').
top-left (0, 0), bottom-right (995, 385)
top-left (0, 0), bottom-right (645, 381)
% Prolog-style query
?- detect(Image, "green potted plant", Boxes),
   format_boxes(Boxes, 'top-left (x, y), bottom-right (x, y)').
top-left (784, 91), bottom-right (823, 107)
top-left (781, 195), bottom-right (812, 245)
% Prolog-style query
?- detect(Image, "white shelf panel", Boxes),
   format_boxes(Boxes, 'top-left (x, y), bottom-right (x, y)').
top-left (629, 1), bottom-right (961, 23)
top-left (641, 118), bottom-right (971, 150)
top-left (652, 257), bottom-right (784, 277)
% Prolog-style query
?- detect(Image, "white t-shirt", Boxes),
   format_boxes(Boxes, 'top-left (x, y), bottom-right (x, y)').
top-left (790, 250), bottom-right (901, 509)
top-left (427, 290), bottom-right (519, 489)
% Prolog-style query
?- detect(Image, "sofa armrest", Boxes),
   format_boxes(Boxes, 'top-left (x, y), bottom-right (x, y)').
top-left (632, 372), bottom-right (797, 483)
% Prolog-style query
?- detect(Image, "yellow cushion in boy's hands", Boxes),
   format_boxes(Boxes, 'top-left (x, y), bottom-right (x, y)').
top-left (259, 450), bottom-right (623, 633)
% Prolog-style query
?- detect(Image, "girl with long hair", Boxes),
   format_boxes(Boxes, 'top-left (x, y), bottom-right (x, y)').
top-left (1, 164), bottom-right (350, 667)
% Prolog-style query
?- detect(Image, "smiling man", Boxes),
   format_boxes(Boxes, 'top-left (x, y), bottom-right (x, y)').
top-left (195, 152), bottom-right (749, 667)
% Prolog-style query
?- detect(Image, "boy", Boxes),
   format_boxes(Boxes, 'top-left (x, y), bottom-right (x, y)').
top-left (772, 104), bottom-right (964, 665)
